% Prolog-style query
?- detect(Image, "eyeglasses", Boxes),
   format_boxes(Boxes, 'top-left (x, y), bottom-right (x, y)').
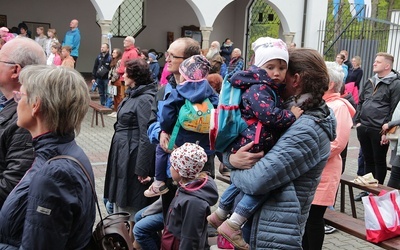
top-left (0, 60), bottom-right (17, 65)
top-left (13, 91), bottom-right (27, 103)
top-left (164, 52), bottom-right (186, 60)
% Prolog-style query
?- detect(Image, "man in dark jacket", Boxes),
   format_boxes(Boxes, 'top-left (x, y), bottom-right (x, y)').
top-left (0, 37), bottom-right (46, 208)
top-left (91, 43), bottom-right (111, 106)
top-left (355, 52), bottom-right (400, 201)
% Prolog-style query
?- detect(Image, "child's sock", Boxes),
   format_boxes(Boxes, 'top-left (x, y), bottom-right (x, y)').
top-left (229, 212), bottom-right (247, 228)
top-left (153, 180), bottom-right (165, 186)
top-left (215, 207), bottom-right (230, 219)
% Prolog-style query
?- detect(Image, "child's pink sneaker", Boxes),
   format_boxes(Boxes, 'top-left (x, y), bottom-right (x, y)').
top-left (207, 211), bottom-right (225, 229)
top-left (217, 220), bottom-right (249, 250)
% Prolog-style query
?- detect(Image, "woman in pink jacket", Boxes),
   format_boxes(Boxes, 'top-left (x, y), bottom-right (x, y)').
top-left (302, 61), bottom-right (355, 250)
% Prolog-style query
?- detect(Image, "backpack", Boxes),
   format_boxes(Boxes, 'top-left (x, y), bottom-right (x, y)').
top-left (209, 75), bottom-right (248, 153)
top-left (168, 98), bottom-right (214, 150)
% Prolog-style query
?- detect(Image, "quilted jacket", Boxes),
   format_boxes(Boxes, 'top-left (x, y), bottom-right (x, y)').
top-left (229, 103), bottom-right (336, 249)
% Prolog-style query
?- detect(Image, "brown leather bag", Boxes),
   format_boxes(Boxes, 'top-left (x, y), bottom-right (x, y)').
top-left (49, 155), bottom-right (133, 250)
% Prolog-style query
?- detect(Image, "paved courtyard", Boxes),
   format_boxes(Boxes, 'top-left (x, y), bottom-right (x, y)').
top-left (76, 106), bottom-right (387, 249)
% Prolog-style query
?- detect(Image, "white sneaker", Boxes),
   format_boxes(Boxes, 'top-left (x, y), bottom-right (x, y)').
top-left (107, 112), bottom-right (117, 117)
top-left (324, 225), bottom-right (336, 234)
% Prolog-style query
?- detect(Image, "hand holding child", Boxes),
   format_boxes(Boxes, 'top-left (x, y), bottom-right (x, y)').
top-left (290, 106), bottom-right (304, 119)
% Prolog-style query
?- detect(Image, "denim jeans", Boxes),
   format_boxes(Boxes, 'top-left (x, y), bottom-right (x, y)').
top-left (96, 78), bottom-right (108, 106)
top-left (357, 147), bottom-right (365, 176)
top-left (133, 206), bottom-right (164, 250)
top-left (220, 184), bottom-right (264, 218)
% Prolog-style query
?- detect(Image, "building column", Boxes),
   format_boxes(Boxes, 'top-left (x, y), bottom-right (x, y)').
top-left (283, 32), bottom-right (296, 46)
top-left (200, 26), bottom-right (213, 49)
top-left (97, 19), bottom-right (113, 46)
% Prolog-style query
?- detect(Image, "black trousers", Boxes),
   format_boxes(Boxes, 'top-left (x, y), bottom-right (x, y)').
top-left (357, 125), bottom-right (389, 184)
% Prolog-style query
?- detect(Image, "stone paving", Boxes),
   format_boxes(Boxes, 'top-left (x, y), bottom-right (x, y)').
top-left (76, 106), bottom-right (387, 249)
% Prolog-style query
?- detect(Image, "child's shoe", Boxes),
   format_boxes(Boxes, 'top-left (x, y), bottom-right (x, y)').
top-left (207, 211), bottom-right (226, 229)
top-left (217, 220), bottom-right (249, 250)
top-left (144, 182), bottom-right (169, 197)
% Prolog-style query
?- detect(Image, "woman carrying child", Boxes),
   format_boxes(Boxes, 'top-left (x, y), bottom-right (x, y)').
top-left (207, 37), bottom-right (303, 249)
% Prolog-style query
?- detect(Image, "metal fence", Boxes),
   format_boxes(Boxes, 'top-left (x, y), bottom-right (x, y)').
top-left (318, 2), bottom-right (400, 83)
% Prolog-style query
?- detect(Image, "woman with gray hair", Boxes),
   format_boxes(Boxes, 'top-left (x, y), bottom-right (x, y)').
top-left (0, 65), bottom-right (95, 249)
top-left (302, 61), bottom-right (355, 249)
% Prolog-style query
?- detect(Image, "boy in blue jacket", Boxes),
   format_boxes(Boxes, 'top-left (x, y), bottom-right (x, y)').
top-left (144, 55), bottom-right (218, 197)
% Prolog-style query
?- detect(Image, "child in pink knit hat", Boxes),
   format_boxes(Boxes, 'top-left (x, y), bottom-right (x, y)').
top-left (207, 37), bottom-right (303, 250)
top-left (161, 143), bottom-right (218, 250)
top-left (144, 55), bottom-right (219, 198)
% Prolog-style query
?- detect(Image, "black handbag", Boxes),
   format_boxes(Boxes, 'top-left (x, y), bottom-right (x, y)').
top-left (49, 155), bottom-right (133, 250)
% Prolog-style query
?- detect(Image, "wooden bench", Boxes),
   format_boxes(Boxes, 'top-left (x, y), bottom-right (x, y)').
top-left (324, 209), bottom-right (400, 250)
top-left (89, 101), bottom-right (112, 127)
top-left (340, 173), bottom-right (395, 218)
top-left (216, 174), bottom-right (231, 184)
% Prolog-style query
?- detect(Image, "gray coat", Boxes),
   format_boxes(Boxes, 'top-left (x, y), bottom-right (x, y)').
top-left (229, 104), bottom-right (336, 249)
top-left (104, 84), bottom-right (157, 209)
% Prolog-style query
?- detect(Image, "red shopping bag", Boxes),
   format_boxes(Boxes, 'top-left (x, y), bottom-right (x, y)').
top-left (362, 190), bottom-right (400, 243)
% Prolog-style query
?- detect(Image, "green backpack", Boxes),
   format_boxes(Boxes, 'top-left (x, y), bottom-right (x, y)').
top-left (168, 98), bottom-right (214, 150)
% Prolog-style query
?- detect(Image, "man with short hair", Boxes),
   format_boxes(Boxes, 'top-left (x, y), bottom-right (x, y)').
top-left (62, 19), bottom-right (80, 67)
top-left (117, 36), bottom-right (139, 81)
top-left (206, 41), bottom-right (224, 74)
top-left (0, 37), bottom-right (46, 207)
top-left (91, 43), bottom-right (111, 106)
top-left (355, 52), bottom-right (400, 200)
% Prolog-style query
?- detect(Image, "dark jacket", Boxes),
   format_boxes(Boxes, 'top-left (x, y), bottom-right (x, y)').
top-left (0, 101), bottom-right (34, 208)
top-left (104, 83), bottom-right (157, 209)
top-left (227, 104), bottom-right (336, 249)
top-left (345, 67), bottom-right (363, 88)
top-left (161, 175), bottom-right (218, 250)
top-left (147, 75), bottom-right (177, 145)
top-left (160, 80), bottom-right (219, 154)
top-left (356, 71), bottom-right (400, 129)
top-left (92, 52), bottom-right (111, 80)
top-left (0, 132), bottom-right (95, 249)
top-left (220, 44), bottom-right (233, 65)
top-left (228, 66), bottom-right (296, 153)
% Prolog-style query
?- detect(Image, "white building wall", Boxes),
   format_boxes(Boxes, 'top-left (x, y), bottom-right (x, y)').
top-left (1, 0), bottom-right (330, 72)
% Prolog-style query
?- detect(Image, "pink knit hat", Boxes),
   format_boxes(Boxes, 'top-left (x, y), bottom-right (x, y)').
top-left (170, 143), bottom-right (208, 179)
top-left (179, 55), bottom-right (211, 83)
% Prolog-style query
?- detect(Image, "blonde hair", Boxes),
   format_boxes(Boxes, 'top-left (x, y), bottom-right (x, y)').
top-left (19, 65), bottom-right (90, 135)
top-left (179, 171), bottom-right (208, 184)
top-left (376, 52), bottom-right (394, 66)
top-left (62, 45), bottom-right (72, 53)
top-left (47, 28), bottom-right (57, 39)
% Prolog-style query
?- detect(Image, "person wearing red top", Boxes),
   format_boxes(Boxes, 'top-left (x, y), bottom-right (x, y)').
top-left (117, 36), bottom-right (139, 82)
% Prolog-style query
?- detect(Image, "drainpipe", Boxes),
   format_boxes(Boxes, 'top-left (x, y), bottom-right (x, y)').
top-left (301, 0), bottom-right (308, 47)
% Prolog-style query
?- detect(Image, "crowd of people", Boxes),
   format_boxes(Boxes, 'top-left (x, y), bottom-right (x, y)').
top-left (0, 18), bottom-right (398, 250)
top-left (0, 19), bottom-right (81, 68)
